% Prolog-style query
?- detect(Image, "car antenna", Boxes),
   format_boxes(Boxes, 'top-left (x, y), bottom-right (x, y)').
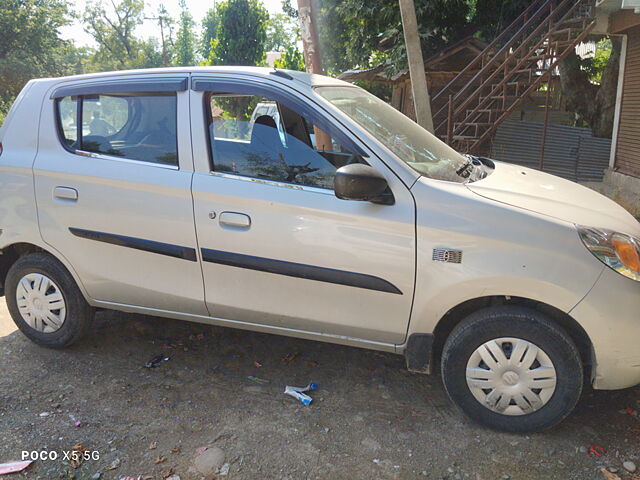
top-left (270, 68), bottom-right (294, 80)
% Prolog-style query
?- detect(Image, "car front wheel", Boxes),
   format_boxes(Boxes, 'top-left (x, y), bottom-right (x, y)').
top-left (441, 306), bottom-right (583, 432)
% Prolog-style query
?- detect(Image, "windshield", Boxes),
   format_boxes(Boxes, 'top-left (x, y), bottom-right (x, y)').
top-left (315, 86), bottom-right (469, 183)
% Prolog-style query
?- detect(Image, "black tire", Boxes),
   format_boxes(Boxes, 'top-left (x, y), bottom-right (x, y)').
top-left (441, 306), bottom-right (583, 433)
top-left (5, 253), bottom-right (94, 348)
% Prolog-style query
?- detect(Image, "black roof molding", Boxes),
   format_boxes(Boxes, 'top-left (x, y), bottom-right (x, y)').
top-left (50, 77), bottom-right (188, 99)
top-left (191, 76), bottom-right (368, 158)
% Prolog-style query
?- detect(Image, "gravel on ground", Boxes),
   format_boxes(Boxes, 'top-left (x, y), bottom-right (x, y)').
top-left (0, 301), bottom-right (638, 479)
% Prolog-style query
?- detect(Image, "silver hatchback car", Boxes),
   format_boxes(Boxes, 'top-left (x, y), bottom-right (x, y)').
top-left (1, 67), bottom-right (639, 432)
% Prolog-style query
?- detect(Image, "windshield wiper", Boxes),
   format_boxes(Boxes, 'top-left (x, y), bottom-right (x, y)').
top-left (456, 160), bottom-right (475, 178)
top-left (457, 154), bottom-right (490, 181)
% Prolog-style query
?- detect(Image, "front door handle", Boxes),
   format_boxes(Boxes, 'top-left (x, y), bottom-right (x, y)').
top-left (53, 186), bottom-right (78, 202)
top-left (218, 211), bottom-right (251, 229)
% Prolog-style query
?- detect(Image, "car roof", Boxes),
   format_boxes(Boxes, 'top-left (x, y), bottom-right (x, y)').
top-left (32, 66), bottom-right (352, 90)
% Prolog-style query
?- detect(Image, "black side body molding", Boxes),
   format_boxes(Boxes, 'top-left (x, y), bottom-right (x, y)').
top-left (404, 333), bottom-right (434, 374)
top-left (69, 228), bottom-right (197, 262)
top-left (200, 248), bottom-right (402, 295)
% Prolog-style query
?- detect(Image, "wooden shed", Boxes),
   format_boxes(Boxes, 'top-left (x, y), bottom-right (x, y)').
top-left (338, 37), bottom-right (487, 120)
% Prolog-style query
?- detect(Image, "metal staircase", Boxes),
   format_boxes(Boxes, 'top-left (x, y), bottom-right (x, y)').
top-left (431, 0), bottom-right (597, 154)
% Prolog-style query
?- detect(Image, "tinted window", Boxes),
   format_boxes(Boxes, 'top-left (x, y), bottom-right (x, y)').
top-left (83, 95), bottom-right (128, 137)
top-left (206, 93), bottom-right (362, 190)
top-left (56, 93), bottom-right (178, 166)
top-left (58, 96), bottom-right (78, 148)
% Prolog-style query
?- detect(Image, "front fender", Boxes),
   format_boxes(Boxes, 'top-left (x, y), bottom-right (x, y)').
top-left (405, 178), bottom-right (605, 342)
top-left (404, 273), bottom-right (602, 343)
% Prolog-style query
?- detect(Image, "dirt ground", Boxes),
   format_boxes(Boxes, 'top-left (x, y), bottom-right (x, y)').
top-left (0, 301), bottom-right (15, 337)
top-left (0, 299), bottom-right (638, 480)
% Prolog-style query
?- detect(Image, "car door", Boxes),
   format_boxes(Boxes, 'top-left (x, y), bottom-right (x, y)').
top-left (34, 75), bottom-right (206, 315)
top-left (189, 76), bottom-right (416, 344)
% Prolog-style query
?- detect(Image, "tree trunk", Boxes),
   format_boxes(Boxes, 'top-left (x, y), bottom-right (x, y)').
top-left (558, 37), bottom-right (621, 138)
top-left (398, 0), bottom-right (434, 133)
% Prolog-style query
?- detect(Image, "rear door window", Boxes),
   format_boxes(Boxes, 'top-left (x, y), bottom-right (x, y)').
top-left (55, 92), bottom-right (178, 166)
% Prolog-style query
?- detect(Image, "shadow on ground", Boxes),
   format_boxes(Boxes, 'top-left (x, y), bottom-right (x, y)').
top-left (0, 311), bottom-right (638, 479)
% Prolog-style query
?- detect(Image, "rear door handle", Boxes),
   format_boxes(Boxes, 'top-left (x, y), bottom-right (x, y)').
top-left (218, 211), bottom-right (251, 229)
top-left (53, 186), bottom-right (78, 201)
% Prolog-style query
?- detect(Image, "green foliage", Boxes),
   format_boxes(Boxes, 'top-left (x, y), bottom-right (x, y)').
top-left (472, 0), bottom-right (531, 42)
top-left (0, 0), bottom-right (556, 117)
top-left (265, 13), bottom-right (298, 52)
top-left (308, 0), bottom-right (537, 76)
top-left (135, 39), bottom-right (165, 68)
top-left (174, 0), bottom-right (196, 66)
top-left (354, 81), bottom-right (392, 103)
top-left (80, 0), bottom-right (174, 71)
top-left (316, 0), bottom-right (473, 75)
top-left (200, 7), bottom-right (220, 60)
top-left (281, 0), bottom-right (297, 19)
top-left (155, 4), bottom-right (177, 65)
top-left (208, 0), bottom-right (269, 66)
top-left (273, 46), bottom-right (305, 71)
top-left (0, 98), bottom-right (11, 128)
top-left (82, 0), bottom-right (146, 70)
top-left (0, 0), bottom-right (79, 102)
top-left (578, 38), bottom-right (613, 85)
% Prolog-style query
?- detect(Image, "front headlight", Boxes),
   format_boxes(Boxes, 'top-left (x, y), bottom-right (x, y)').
top-left (578, 226), bottom-right (640, 282)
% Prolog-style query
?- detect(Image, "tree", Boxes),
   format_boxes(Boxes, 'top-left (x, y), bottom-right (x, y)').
top-left (265, 13), bottom-right (298, 52)
top-left (472, 0), bottom-right (531, 42)
top-left (0, 0), bottom-right (81, 120)
top-left (82, 0), bottom-right (145, 70)
top-left (280, 0), bottom-right (531, 76)
top-left (559, 37), bottom-right (622, 138)
top-left (201, 7), bottom-right (220, 61)
top-left (174, 0), bottom-right (196, 65)
top-left (135, 38), bottom-right (166, 68)
top-left (146, 4), bottom-right (176, 66)
top-left (208, 0), bottom-right (269, 66)
top-left (273, 46), bottom-right (305, 71)
top-left (316, 0), bottom-right (473, 75)
top-left (281, 0), bottom-right (297, 19)
top-left (281, 0), bottom-right (620, 138)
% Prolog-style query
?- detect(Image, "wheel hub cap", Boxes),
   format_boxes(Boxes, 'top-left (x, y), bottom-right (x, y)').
top-left (466, 337), bottom-right (557, 416)
top-left (16, 273), bottom-right (66, 333)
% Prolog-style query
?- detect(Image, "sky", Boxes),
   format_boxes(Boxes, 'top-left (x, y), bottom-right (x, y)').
top-left (60, 0), bottom-right (285, 48)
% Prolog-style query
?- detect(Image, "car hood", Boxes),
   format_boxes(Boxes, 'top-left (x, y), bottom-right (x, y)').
top-left (466, 161), bottom-right (640, 236)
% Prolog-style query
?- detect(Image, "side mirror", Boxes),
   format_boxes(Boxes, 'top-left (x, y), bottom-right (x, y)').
top-left (334, 164), bottom-right (394, 205)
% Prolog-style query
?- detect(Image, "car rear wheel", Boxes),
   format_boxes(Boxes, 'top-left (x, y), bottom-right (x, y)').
top-left (441, 306), bottom-right (583, 432)
top-left (5, 253), bottom-right (94, 348)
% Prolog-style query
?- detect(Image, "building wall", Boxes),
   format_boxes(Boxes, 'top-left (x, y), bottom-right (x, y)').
top-left (614, 25), bottom-right (640, 178)
top-left (585, 168), bottom-right (640, 218)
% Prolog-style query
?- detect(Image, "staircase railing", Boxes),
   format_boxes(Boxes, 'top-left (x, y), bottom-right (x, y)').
top-left (432, 0), bottom-right (547, 104)
top-left (473, 18), bottom-right (595, 148)
top-left (429, 0), bottom-right (596, 153)
top-left (431, 0), bottom-right (550, 128)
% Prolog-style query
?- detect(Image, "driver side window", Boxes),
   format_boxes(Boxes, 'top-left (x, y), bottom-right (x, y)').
top-left (206, 92), bottom-right (363, 190)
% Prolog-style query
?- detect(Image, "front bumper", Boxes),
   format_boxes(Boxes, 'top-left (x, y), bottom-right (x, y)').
top-left (570, 266), bottom-right (640, 390)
